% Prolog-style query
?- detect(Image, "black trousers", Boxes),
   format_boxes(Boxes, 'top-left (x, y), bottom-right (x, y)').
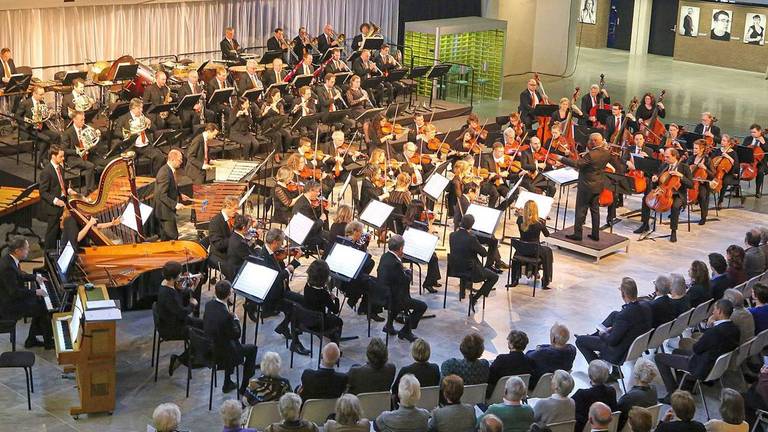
top-left (22, 127), bottom-right (59, 165)
top-left (19, 298), bottom-right (53, 343)
top-left (387, 297), bottom-right (427, 333)
top-left (575, 334), bottom-right (605, 364)
top-left (229, 131), bottom-right (259, 159)
top-left (717, 174), bottom-right (740, 204)
top-left (65, 156), bottom-right (96, 191)
top-left (225, 343), bottom-right (258, 394)
top-left (510, 245), bottom-right (553, 287)
top-left (478, 236), bottom-right (502, 268)
top-left (424, 253), bottom-right (441, 286)
top-left (158, 217), bottom-right (179, 240)
top-left (521, 174), bottom-right (556, 197)
top-left (654, 351), bottom-right (694, 394)
top-left (44, 207), bottom-right (64, 250)
top-left (466, 267), bottom-right (498, 299)
top-left (573, 188), bottom-right (600, 238)
top-left (694, 184), bottom-right (710, 221)
top-left (641, 195), bottom-right (684, 231)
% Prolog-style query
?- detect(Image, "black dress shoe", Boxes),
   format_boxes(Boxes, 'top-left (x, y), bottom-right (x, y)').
top-left (397, 330), bottom-right (417, 342)
top-left (505, 280), bottom-right (519, 288)
top-left (670, 231), bottom-right (677, 243)
top-left (370, 313), bottom-right (385, 322)
top-left (169, 354), bottom-right (179, 377)
top-left (222, 380), bottom-right (238, 393)
top-left (24, 338), bottom-right (44, 348)
top-left (496, 262), bottom-right (510, 270)
top-left (565, 234), bottom-right (582, 241)
top-left (274, 326), bottom-right (291, 340)
top-left (469, 296), bottom-right (478, 314)
top-left (422, 285), bottom-right (438, 294)
top-left (633, 224), bottom-right (650, 234)
top-left (432, 282), bottom-right (442, 288)
top-left (382, 325), bottom-right (398, 335)
top-left (698, 219), bottom-right (706, 225)
top-left (290, 341), bottom-right (311, 356)
top-left (542, 285), bottom-right (551, 290)
top-left (588, 234), bottom-right (600, 242)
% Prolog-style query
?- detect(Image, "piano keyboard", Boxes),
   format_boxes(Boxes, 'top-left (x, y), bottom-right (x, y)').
top-left (39, 281), bottom-right (53, 311)
top-left (56, 318), bottom-right (73, 351)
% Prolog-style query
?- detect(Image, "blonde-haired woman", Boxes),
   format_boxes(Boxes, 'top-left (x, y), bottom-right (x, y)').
top-left (273, 166), bottom-right (301, 225)
top-left (551, 96), bottom-right (582, 125)
top-left (511, 199), bottom-right (554, 289)
top-left (448, 160), bottom-right (471, 219)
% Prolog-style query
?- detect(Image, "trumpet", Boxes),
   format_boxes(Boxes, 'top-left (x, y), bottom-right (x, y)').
top-left (76, 125), bottom-right (101, 158)
top-left (122, 115), bottom-right (150, 140)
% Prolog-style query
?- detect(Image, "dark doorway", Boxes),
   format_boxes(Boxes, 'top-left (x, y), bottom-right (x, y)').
top-left (648, 0), bottom-right (679, 55)
top-left (608, 0), bottom-right (635, 50)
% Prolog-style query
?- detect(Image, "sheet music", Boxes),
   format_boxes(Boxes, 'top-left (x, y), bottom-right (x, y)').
top-left (422, 172), bottom-right (450, 201)
top-left (239, 185), bottom-right (255, 208)
top-left (70, 295), bottom-right (83, 343)
top-left (359, 200), bottom-right (394, 229)
top-left (402, 228), bottom-right (438, 263)
top-left (85, 307), bottom-right (122, 322)
top-left (120, 202), bottom-right (153, 233)
top-left (86, 300), bottom-right (116, 310)
top-left (57, 242), bottom-right (75, 275)
top-left (284, 212), bottom-right (314, 245)
top-left (514, 191), bottom-right (554, 219)
top-left (233, 262), bottom-right (278, 301)
top-left (325, 243), bottom-right (368, 280)
top-left (465, 204), bottom-right (502, 236)
top-left (543, 167), bottom-right (579, 185)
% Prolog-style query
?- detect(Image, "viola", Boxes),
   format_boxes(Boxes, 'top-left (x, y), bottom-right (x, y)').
top-left (274, 246), bottom-right (302, 261)
top-left (497, 155), bottom-right (522, 173)
top-left (409, 152), bottom-right (434, 165)
top-left (533, 147), bottom-right (559, 166)
top-left (298, 166), bottom-right (323, 180)
top-left (310, 196), bottom-right (329, 210)
top-left (427, 137), bottom-right (450, 153)
top-left (418, 210), bottom-right (435, 222)
top-left (304, 149), bottom-right (326, 161)
top-left (373, 175), bottom-right (395, 189)
top-left (381, 121), bottom-right (406, 135)
top-left (645, 170), bottom-right (682, 212)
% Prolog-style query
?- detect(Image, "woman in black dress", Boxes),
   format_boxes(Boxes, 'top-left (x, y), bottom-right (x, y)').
top-left (635, 92), bottom-right (665, 125)
top-left (402, 200), bottom-right (442, 293)
top-left (328, 204), bottom-right (352, 244)
top-left (510, 199), bottom-right (554, 289)
top-left (386, 172), bottom-right (414, 234)
top-left (550, 96), bottom-right (583, 125)
top-left (302, 259), bottom-right (342, 342)
top-left (272, 166), bottom-right (300, 225)
top-left (260, 87), bottom-right (292, 153)
top-left (228, 97), bottom-right (259, 159)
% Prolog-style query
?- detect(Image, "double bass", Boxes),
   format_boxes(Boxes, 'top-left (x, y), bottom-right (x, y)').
top-left (589, 74), bottom-right (608, 129)
top-left (561, 87), bottom-right (581, 159)
top-left (610, 97), bottom-right (639, 147)
top-left (533, 73), bottom-right (552, 143)
top-left (640, 90), bottom-right (667, 145)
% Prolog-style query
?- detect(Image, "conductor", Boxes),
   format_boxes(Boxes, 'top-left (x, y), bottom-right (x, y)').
top-left (557, 133), bottom-right (612, 242)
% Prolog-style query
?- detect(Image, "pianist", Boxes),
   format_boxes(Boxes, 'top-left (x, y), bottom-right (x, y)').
top-left (0, 238), bottom-right (54, 349)
top-left (157, 261), bottom-right (203, 376)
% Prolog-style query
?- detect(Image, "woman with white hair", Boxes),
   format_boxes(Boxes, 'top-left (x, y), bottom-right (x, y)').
top-left (617, 358), bottom-right (659, 429)
top-left (669, 273), bottom-right (692, 316)
top-left (324, 394), bottom-right (371, 432)
top-left (376, 374), bottom-right (430, 432)
top-left (480, 376), bottom-right (533, 431)
top-left (243, 351), bottom-right (292, 406)
top-left (152, 403), bottom-right (182, 432)
top-left (266, 393), bottom-right (319, 432)
top-left (220, 399), bottom-right (257, 432)
top-left (572, 360), bottom-right (618, 432)
top-left (533, 369), bottom-right (575, 424)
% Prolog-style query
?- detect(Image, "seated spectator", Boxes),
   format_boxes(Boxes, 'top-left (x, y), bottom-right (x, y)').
top-left (152, 403), bottom-right (182, 432)
top-left (655, 300), bottom-right (740, 403)
top-left (575, 278), bottom-right (652, 372)
top-left (526, 323), bottom-right (577, 386)
top-left (749, 283), bottom-right (768, 335)
top-left (532, 369), bottom-right (575, 425)
top-left (687, 260), bottom-right (712, 307)
top-left (297, 342), bottom-right (348, 400)
top-left (709, 253), bottom-right (733, 301)
top-left (648, 275), bottom-right (676, 327)
top-left (324, 394), bottom-right (370, 432)
top-left (587, 402), bottom-right (612, 432)
top-left (745, 228), bottom-right (767, 279)
top-left (628, 407), bottom-right (653, 432)
top-left (348, 337), bottom-right (396, 394)
top-left (761, 228), bottom-right (768, 268)
top-left (704, 388), bottom-right (748, 432)
top-left (479, 414), bottom-right (503, 432)
top-left (220, 399), bottom-right (257, 432)
top-left (669, 274), bottom-right (692, 316)
top-left (743, 364), bottom-right (768, 427)
top-left (724, 289), bottom-right (755, 345)
top-left (655, 390), bottom-right (705, 432)
top-left (572, 360), bottom-right (618, 432)
top-left (376, 374), bottom-right (430, 432)
top-left (392, 339), bottom-right (441, 398)
top-left (480, 376), bottom-right (534, 432)
top-left (243, 351), bottom-right (291, 406)
top-left (617, 358), bottom-right (658, 430)
top-left (727, 244), bottom-right (748, 286)
top-left (441, 332), bottom-right (490, 385)
top-left (266, 393), bottom-right (319, 432)
top-left (488, 330), bottom-right (535, 397)
top-left (428, 375), bottom-right (476, 432)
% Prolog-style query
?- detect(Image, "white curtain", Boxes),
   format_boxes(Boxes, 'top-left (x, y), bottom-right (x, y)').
top-left (0, 0), bottom-right (398, 79)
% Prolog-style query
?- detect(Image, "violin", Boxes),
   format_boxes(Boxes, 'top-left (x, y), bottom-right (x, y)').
top-left (304, 149), bottom-right (326, 161)
top-left (310, 196), bottom-right (330, 210)
top-left (298, 166), bottom-right (323, 180)
top-left (533, 147), bottom-right (560, 166)
top-left (374, 175), bottom-right (395, 189)
top-left (645, 169), bottom-right (682, 212)
top-left (427, 136), bottom-right (451, 154)
top-left (274, 246), bottom-right (302, 261)
top-left (409, 152), bottom-right (434, 165)
top-left (381, 121), bottom-right (406, 135)
top-left (286, 180), bottom-right (304, 192)
top-left (497, 154), bottom-right (522, 174)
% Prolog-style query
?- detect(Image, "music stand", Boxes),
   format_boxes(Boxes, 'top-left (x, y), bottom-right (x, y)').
top-left (386, 69), bottom-right (408, 83)
top-left (291, 74), bottom-right (313, 88)
top-left (402, 228), bottom-right (438, 265)
top-left (113, 63), bottom-right (139, 82)
top-left (258, 51), bottom-right (284, 65)
top-left (632, 156), bottom-right (662, 177)
top-left (232, 260), bottom-right (279, 346)
top-left (108, 102), bottom-right (130, 121)
top-left (736, 145), bottom-right (755, 165)
top-left (422, 172), bottom-right (450, 202)
top-left (291, 113), bottom-right (321, 130)
top-left (266, 82), bottom-right (289, 97)
top-left (242, 88), bottom-right (263, 102)
top-left (152, 129), bottom-right (185, 149)
top-left (322, 109), bottom-right (351, 125)
top-left (175, 94), bottom-right (201, 113)
top-left (361, 36), bottom-right (384, 51)
top-left (356, 107), bottom-right (385, 123)
top-left (334, 72), bottom-right (352, 84)
top-left (208, 87), bottom-right (234, 105)
top-left (426, 64), bottom-right (452, 110)
top-left (362, 76), bottom-right (384, 90)
top-left (195, 60), bottom-right (210, 77)
top-left (325, 243), bottom-right (368, 282)
top-left (320, 47), bottom-right (341, 63)
top-left (465, 203), bottom-right (502, 239)
top-left (359, 200), bottom-right (394, 230)
top-left (8, 183), bottom-right (36, 206)
top-left (4, 74), bottom-right (31, 94)
top-left (284, 212), bottom-right (314, 246)
top-left (147, 103), bottom-right (175, 116)
top-left (531, 104), bottom-right (558, 124)
top-left (61, 71), bottom-right (88, 86)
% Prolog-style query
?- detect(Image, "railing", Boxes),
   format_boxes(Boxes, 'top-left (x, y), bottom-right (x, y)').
top-left (405, 52), bottom-right (475, 109)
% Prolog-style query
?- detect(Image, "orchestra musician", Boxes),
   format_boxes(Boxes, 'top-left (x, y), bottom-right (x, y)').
top-left (346, 75), bottom-right (374, 134)
top-left (335, 220), bottom-right (384, 320)
top-left (511, 200), bottom-right (554, 290)
top-left (59, 111), bottom-right (98, 192)
top-left (402, 200), bottom-right (442, 294)
top-left (316, 73), bottom-right (355, 131)
top-left (408, 114), bottom-right (427, 143)
top-left (366, 115), bottom-right (397, 154)
top-left (208, 195), bottom-right (238, 269)
top-left (623, 133), bottom-right (653, 224)
top-left (352, 23), bottom-right (371, 52)
top-left (481, 142), bottom-right (513, 208)
top-left (0, 47), bottom-right (17, 86)
top-left (292, 27), bottom-right (314, 61)
top-left (635, 148), bottom-right (693, 242)
top-left (185, 123), bottom-right (219, 184)
top-left (742, 124), bottom-right (768, 197)
top-left (504, 112), bottom-right (528, 140)
top-left (352, 50), bottom-right (391, 104)
top-left (360, 165), bottom-right (391, 211)
top-left (694, 112), bottom-right (721, 144)
top-left (452, 182), bottom-right (506, 272)
top-left (236, 60), bottom-right (265, 99)
top-left (449, 214), bottom-right (497, 312)
top-left (113, 98), bottom-right (164, 174)
top-left (59, 207), bottom-right (119, 249)
top-left (396, 141), bottom-right (431, 190)
top-left (557, 133), bottom-right (613, 242)
top-left (375, 44), bottom-right (406, 98)
top-left (323, 48), bottom-right (349, 79)
top-left (715, 134), bottom-right (740, 208)
top-left (228, 97), bottom-right (259, 159)
top-left (292, 180), bottom-right (329, 252)
top-left (324, 130), bottom-right (363, 183)
top-left (448, 159), bottom-right (471, 220)
top-left (386, 172), bottom-right (413, 234)
top-left (224, 214), bottom-right (261, 281)
top-left (291, 85), bottom-right (326, 137)
top-left (317, 24), bottom-right (340, 54)
top-left (206, 66), bottom-right (232, 122)
top-left (177, 70), bottom-right (213, 128)
top-left (519, 136), bottom-right (557, 197)
top-left (462, 113), bottom-right (487, 146)
top-left (157, 261), bottom-right (203, 374)
top-left (273, 166), bottom-right (302, 225)
top-left (0, 238), bottom-right (53, 350)
top-left (580, 83), bottom-right (610, 127)
top-left (143, 70), bottom-right (181, 131)
top-left (39, 145), bottom-right (76, 249)
top-left (663, 123), bottom-right (687, 153)
top-left (260, 87), bottom-right (292, 154)
top-left (518, 78), bottom-right (546, 127)
top-left (635, 92), bottom-right (665, 124)
top-left (17, 86), bottom-right (60, 168)
top-left (379, 234), bottom-right (427, 342)
top-left (263, 57), bottom-right (288, 89)
top-left (61, 78), bottom-right (95, 121)
top-left (603, 102), bottom-right (637, 142)
top-left (293, 53), bottom-right (315, 78)
top-left (155, 148), bottom-right (193, 240)
top-left (687, 139), bottom-right (714, 225)
top-left (303, 259), bottom-right (343, 343)
top-left (267, 27), bottom-right (290, 60)
top-left (220, 27), bottom-right (244, 64)
top-left (551, 96), bottom-right (583, 125)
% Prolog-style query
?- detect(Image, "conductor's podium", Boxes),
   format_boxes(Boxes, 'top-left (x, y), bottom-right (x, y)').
top-left (53, 285), bottom-right (121, 418)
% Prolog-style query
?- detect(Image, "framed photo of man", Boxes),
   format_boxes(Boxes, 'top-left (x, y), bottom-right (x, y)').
top-left (744, 13), bottom-right (766, 45)
top-left (679, 6), bottom-right (700, 37)
top-left (710, 9), bottom-right (732, 41)
top-left (578, 0), bottom-right (597, 25)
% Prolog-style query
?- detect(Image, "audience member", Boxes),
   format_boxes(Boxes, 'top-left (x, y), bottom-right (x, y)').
top-left (480, 376), bottom-right (533, 432)
top-left (324, 394), bottom-right (370, 432)
top-left (572, 360), bottom-right (618, 432)
top-left (348, 337), bottom-right (396, 394)
top-left (243, 351), bottom-right (291, 406)
top-left (392, 339), bottom-right (441, 397)
top-left (526, 323), bottom-right (577, 385)
top-left (709, 253), bottom-right (733, 300)
top-left (655, 390), bottom-right (706, 432)
top-left (745, 228), bottom-right (767, 279)
top-left (743, 364), bottom-right (768, 427)
top-left (297, 342), bottom-right (348, 400)
top-left (723, 289), bottom-right (755, 345)
top-left (648, 275), bottom-right (676, 327)
top-left (532, 369), bottom-right (575, 425)
top-left (627, 407), bottom-right (653, 432)
top-left (727, 245), bottom-right (748, 286)
top-left (488, 330), bottom-right (535, 396)
top-left (704, 388), bottom-right (748, 432)
top-left (220, 399), bottom-right (257, 432)
top-left (655, 299), bottom-right (740, 403)
top-left (376, 374), bottom-right (430, 432)
top-left (428, 375), bottom-right (476, 432)
top-left (152, 403), bottom-right (182, 432)
top-left (478, 414), bottom-right (503, 432)
top-left (669, 274), bottom-right (692, 316)
top-left (688, 260), bottom-right (713, 307)
top-left (266, 393), bottom-right (319, 432)
top-left (441, 332), bottom-right (490, 385)
top-left (749, 283), bottom-right (768, 335)
top-left (587, 402), bottom-right (612, 431)
top-left (761, 228), bottom-right (768, 268)
top-left (617, 358), bottom-right (658, 429)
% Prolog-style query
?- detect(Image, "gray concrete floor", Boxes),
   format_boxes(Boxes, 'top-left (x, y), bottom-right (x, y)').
top-left (1, 47), bottom-right (767, 431)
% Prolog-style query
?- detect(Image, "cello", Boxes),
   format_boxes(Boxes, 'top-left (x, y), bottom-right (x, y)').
top-left (740, 137), bottom-right (766, 181)
top-left (645, 169), bottom-right (682, 213)
top-left (641, 90), bottom-right (667, 145)
top-left (589, 74), bottom-right (607, 129)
